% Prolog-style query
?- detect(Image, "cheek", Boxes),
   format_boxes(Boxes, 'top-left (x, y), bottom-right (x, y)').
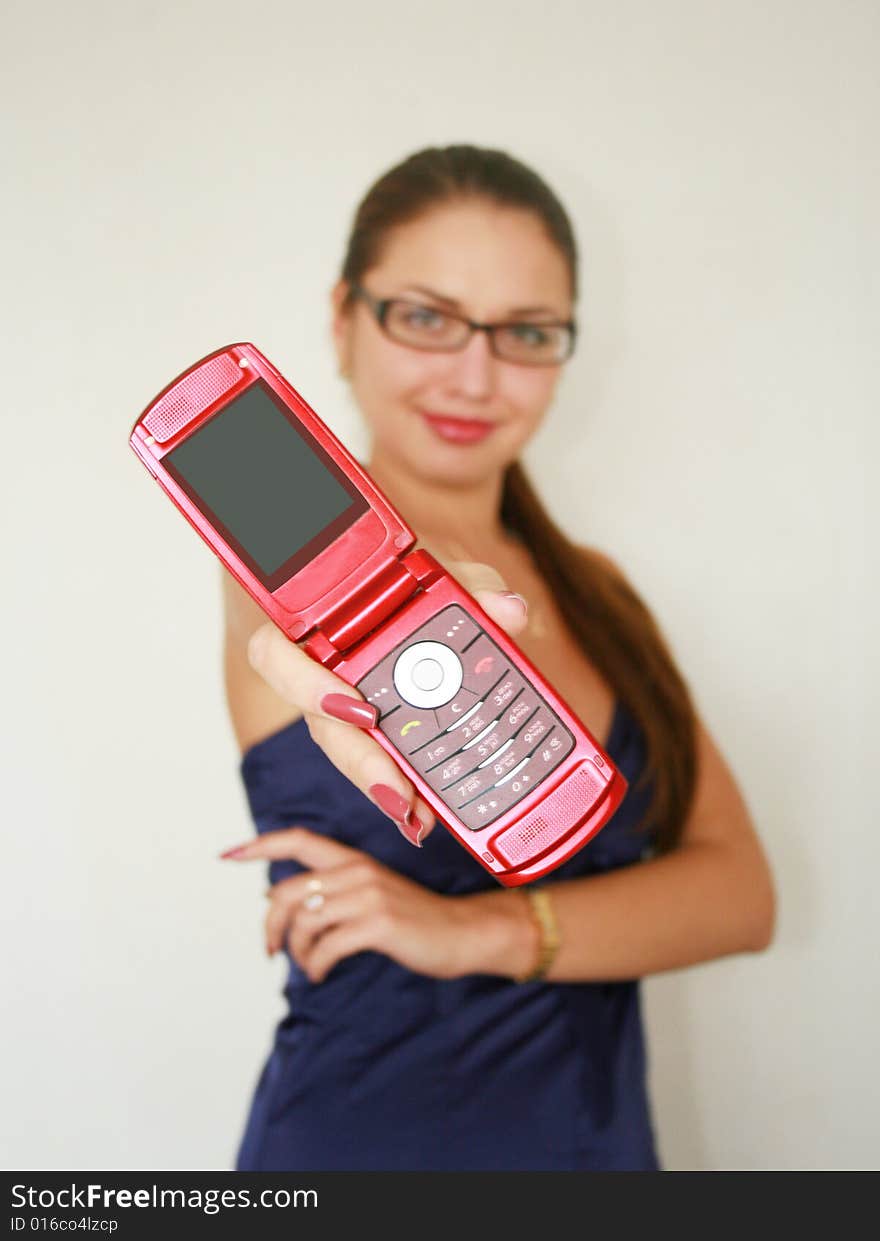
top-left (502, 369), bottom-right (560, 428)
top-left (351, 334), bottom-right (434, 409)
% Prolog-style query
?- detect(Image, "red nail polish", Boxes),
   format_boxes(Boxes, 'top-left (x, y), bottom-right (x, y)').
top-left (397, 808), bottom-right (426, 849)
top-left (369, 783), bottom-right (410, 820)
top-left (369, 786), bottom-right (426, 847)
top-left (321, 693), bottom-right (379, 728)
top-left (219, 844), bottom-right (249, 859)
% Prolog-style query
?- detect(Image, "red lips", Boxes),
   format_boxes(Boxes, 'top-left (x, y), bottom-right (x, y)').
top-left (420, 412), bottom-right (497, 443)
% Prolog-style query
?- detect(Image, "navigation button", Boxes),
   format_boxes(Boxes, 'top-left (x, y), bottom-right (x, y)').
top-left (412, 657), bottom-right (444, 691)
top-left (393, 641), bottom-right (463, 709)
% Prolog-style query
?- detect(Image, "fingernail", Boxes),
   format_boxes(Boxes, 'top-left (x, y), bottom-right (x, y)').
top-left (369, 783), bottom-right (410, 820)
top-left (369, 785), bottom-right (426, 847)
top-left (219, 843), bottom-right (250, 859)
top-left (500, 591), bottom-right (528, 614)
top-left (397, 808), bottom-right (426, 849)
top-left (321, 693), bottom-right (379, 728)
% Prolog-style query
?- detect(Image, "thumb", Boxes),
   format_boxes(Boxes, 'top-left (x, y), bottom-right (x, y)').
top-left (417, 540), bottom-right (529, 636)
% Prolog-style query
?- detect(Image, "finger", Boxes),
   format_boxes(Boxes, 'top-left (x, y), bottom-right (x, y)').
top-left (419, 543), bottom-right (509, 596)
top-left (264, 862), bottom-right (375, 953)
top-left (247, 622), bottom-right (378, 728)
top-left (449, 558), bottom-right (508, 594)
top-left (302, 915), bottom-right (380, 983)
top-left (416, 544), bottom-right (529, 637)
top-left (298, 714), bottom-right (437, 840)
top-left (217, 744), bottom-right (436, 851)
top-left (219, 825), bottom-right (362, 865)
top-left (452, 560), bottom-right (529, 636)
top-left (246, 626), bottom-right (436, 840)
top-left (287, 882), bottom-right (381, 966)
top-left (473, 588), bottom-right (529, 636)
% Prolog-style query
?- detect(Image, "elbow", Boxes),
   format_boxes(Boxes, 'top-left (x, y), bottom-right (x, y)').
top-left (709, 837), bottom-right (777, 955)
top-left (748, 907), bottom-right (775, 954)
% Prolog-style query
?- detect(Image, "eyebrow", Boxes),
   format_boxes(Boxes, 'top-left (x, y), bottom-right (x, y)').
top-left (398, 283), bottom-right (565, 319)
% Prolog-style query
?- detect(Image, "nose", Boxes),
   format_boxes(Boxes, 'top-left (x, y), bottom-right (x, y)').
top-left (444, 328), bottom-right (497, 402)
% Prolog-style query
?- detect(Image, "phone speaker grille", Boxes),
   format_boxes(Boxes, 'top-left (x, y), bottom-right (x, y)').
top-left (491, 762), bottom-right (605, 867)
top-left (144, 354), bottom-right (244, 442)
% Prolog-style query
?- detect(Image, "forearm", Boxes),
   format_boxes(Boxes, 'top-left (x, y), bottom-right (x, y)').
top-left (460, 839), bottom-right (776, 983)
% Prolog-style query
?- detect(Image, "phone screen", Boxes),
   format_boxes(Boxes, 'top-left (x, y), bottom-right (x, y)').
top-left (163, 380), bottom-right (369, 588)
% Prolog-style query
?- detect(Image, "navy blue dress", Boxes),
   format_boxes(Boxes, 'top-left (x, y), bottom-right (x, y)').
top-left (234, 698), bottom-right (661, 1171)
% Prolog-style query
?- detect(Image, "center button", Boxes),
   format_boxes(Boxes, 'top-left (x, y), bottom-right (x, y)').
top-left (393, 641), bottom-right (463, 709)
top-left (412, 658), bottom-right (444, 691)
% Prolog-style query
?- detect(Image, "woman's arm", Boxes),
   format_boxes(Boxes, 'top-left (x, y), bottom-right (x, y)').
top-left (221, 568), bottom-right (306, 753)
top-left (219, 707), bottom-right (775, 983)
top-left (221, 550), bottom-right (774, 984)
top-left (472, 544), bottom-right (777, 982)
top-left (219, 560), bottom-right (532, 841)
top-left (461, 714), bottom-right (777, 982)
top-left (222, 719), bottom-right (774, 986)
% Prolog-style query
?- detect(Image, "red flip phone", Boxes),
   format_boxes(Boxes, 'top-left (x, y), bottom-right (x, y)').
top-left (129, 343), bottom-right (627, 885)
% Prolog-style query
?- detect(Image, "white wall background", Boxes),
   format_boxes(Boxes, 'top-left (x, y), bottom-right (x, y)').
top-left (2, 0), bottom-right (876, 1171)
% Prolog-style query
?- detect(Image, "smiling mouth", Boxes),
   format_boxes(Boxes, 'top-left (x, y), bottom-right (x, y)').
top-left (419, 411), bottom-right (497, 429)
top-left (418, 413), bottom-right (498, 445)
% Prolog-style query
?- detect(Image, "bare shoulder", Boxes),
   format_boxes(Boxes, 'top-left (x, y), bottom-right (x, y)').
top-left (222, 569), bottom-right (272, 646)
top-left (221, 569), bottom-right (304, 753)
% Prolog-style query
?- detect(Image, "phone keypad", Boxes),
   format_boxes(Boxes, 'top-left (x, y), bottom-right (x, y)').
top-left (357, 605), bottom-right (574, 830)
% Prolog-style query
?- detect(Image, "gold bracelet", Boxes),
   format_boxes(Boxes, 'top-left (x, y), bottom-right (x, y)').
top-left (514, 887), bottom-right (561, 983)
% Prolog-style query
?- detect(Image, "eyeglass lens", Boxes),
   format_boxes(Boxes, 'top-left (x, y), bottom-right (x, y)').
top-left (382, 300), bottom-right (572, 364)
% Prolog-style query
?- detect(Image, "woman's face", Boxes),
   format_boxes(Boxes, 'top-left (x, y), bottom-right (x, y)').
top-left (332, 198), bottom-right (573, 489)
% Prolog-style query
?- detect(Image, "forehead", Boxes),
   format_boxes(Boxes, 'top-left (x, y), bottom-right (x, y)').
top-left (365, 199), bottom-right (573, 316)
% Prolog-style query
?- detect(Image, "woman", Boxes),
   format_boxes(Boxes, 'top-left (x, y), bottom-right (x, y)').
top-left (220, 145), bottom-right (776, 1171)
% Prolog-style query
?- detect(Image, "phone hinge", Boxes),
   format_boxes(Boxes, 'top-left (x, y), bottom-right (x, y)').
top-left (300, 549), bottom-right (444, 665)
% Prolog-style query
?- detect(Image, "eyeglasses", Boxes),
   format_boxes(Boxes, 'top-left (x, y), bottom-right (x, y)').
top-left (350, 284), bottom-right (576, 366)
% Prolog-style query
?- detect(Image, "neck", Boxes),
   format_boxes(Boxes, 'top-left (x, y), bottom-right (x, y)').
top-left (365, 445), bottom-right (511, 550)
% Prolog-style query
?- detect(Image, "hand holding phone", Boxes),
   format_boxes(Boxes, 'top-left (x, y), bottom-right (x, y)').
top-left (236, 550), bottom-right (533, 844)
top-left (130, 343), bottom-right (628, 885)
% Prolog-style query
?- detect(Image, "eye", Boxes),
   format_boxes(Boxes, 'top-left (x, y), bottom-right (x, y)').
top-left (399, 304), bottom-right (447, 331)
top-left (509, 323), bottom-right (551, 347)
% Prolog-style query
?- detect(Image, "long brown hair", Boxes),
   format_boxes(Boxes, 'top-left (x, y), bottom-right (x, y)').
top-left (339, 144), bottom-right (697, 852)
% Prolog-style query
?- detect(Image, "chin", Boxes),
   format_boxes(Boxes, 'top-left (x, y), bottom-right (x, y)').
top-left (432, 443), bottom-right (523, 476)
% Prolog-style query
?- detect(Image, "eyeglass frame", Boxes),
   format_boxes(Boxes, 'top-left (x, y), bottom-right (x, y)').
top-left (348, 283), bottom-right (578, 366)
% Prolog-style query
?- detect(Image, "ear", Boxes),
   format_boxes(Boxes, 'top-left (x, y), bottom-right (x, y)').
top-left (330, 279), bottom-right (353, 378)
